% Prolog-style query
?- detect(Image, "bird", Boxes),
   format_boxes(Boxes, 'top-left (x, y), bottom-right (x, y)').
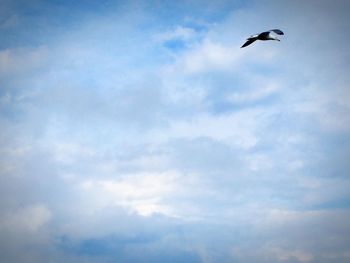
top-left (241, 29), bottom-right (284, 48)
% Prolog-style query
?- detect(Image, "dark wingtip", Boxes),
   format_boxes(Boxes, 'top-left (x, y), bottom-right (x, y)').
top-left (241, 40), bottom-right (254, 48)
top-left (272, 29), bottom-right (284, 35)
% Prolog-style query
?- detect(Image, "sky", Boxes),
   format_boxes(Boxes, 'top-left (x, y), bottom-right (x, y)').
top-left (1, 0), bottom-right (350, 262)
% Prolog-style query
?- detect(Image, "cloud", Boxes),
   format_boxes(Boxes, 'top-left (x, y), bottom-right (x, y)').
top-left (1, 0), bottom-right (350, 262)
top-left (0, 204), bottom-right (51, 234)
top-left (0, 46), bottom-right (49, 81)
top-left (158, 110), bottom-right (263, 149)
top-left (168, 39), bottom-right (244, 74)
top-left (52, 142), bottom-right (95, 164)
top-left (155, 26), bottom-right (198, 43)
top-left (81, 171), bottom-right (180, 217)
top-left (266, 247), bottom-right (314, 262)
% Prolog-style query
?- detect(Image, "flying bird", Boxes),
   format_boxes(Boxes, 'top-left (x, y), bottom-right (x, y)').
top-left (241, 29), bottom-right (284, 48)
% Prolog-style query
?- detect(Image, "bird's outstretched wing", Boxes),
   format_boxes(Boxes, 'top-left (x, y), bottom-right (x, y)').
top-left (258, 31), bottom-right (270, 38)
top-left (241, 38), bottom-right (257, 48)
top-left (270, 29), bottom-right (284, 35)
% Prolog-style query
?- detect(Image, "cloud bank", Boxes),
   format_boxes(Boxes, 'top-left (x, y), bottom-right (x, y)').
top-left (1, 0), bottom-right (350, 262)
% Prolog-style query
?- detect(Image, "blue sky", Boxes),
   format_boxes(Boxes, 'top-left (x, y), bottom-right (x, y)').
top-left (1, 0), bottom-right (350, 262)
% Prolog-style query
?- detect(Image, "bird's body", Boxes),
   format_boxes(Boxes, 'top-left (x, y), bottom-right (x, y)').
top-left (241, 29), bottom-right (284, 48)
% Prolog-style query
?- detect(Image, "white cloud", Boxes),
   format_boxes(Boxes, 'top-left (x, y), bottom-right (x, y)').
top-left (264, 209), bottom-right (322, 225)
top-left (0, 46), bottom-right (49, 77)
top-left (227, 80), bottom-right (280, 104)
top-left (0, 204), bottom-right (51, 233)
top-left (157, 108), bottom-right (273, 149)
top-left (1, 1), bottom-right (350, 262)
top-left (293, 88), bottom-right (350, 133)
top-left (81, 171), bottom-right (181, 217)
top-left (168, 39), bottom-right (244, 74)
top-left (267, 246), bottom-right (314, 263)
top-left (155, 26), bottom-right (197, 43)
top-left (0, 145), bottom-right (31, 157)
top-left (51, 142), bottom-right (95, 164)
top-left (246, 153), bottom-right (274, 171)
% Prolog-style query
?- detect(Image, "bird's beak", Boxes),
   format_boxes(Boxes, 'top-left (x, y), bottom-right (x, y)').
top-left (276, 38), bottom-right (280, 41)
